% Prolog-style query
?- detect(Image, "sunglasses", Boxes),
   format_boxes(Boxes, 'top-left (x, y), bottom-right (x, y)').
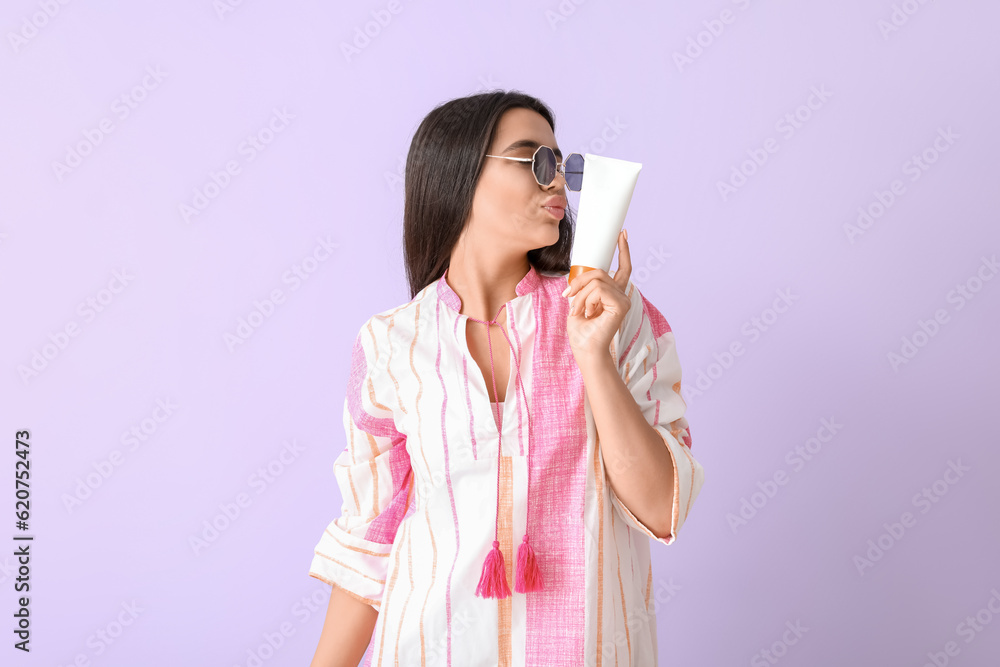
top-left (484, 145), bottom-right (585, 191)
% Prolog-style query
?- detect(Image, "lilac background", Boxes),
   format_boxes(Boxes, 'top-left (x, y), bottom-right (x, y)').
top-left (2, 1), bottom-right (999, 665)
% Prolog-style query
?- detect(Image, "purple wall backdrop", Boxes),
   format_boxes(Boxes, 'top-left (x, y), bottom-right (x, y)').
top-left (2, 1), bottom-right (998, 665)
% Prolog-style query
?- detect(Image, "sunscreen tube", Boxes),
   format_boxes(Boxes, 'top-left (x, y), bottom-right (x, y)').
top-left (568, 153), bottom-right (642, 285)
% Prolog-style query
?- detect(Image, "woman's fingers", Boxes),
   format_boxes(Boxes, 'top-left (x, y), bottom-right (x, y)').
top-left (571, 280), bottom-right (606, 318)
top-left (565, 267), bottom-right (614, 298)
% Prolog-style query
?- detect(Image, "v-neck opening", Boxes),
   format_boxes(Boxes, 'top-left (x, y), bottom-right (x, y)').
top-left (458, 311), bottom-right (517, 433)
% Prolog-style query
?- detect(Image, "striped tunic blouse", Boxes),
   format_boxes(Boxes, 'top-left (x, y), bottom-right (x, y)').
top-left (308, 263), bottom-right (705, 666)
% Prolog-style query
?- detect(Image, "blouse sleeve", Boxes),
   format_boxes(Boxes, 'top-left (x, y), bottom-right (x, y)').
top-left (308, 317), bottom-right (413, 610)
top-left (608, 280), bottom-right (705, 546)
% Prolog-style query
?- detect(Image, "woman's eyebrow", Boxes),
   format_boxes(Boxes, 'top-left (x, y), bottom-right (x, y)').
top-left (502, 139), bottom-right (562, 161)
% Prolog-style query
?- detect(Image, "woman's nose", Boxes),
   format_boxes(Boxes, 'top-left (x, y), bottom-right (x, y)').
top-left (544, 170), bottom-right (567, 191)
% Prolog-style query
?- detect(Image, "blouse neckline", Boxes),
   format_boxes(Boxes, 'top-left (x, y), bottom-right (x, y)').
top-left (436, 264), bottom-right (543, 314)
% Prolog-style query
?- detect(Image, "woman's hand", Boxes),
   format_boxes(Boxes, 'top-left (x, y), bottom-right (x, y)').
top-left (563, 229), bottom-right (633, 367)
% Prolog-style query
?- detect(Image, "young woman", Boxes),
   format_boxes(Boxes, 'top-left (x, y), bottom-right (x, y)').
top-left (308, 90), bottom-right (705, 667)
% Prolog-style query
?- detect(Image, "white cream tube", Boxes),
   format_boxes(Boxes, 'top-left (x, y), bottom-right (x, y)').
top-left (568, 153), bottom-right (642, 285)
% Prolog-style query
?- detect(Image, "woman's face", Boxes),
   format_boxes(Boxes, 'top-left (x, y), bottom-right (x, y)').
top-left (467, 107), bottom-right (567, 251)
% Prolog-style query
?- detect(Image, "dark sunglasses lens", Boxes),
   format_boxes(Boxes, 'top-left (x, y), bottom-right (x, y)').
top-left (565, 153), bottom-right (584, 191)
top-left (533, 146), bottom-right (556, 186)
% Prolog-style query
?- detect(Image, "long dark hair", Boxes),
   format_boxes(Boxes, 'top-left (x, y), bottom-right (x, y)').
top-left (403, 90), bottom-right (574, 300)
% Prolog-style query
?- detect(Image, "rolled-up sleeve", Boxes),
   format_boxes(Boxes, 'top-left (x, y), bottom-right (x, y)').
top-left (308, 317), bottom-right (413, 610)
top-left (608, 281), bottom-right (705, 546)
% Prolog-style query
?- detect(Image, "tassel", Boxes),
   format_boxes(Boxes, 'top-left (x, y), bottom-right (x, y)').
top-left (476, 540), bottom-right (511, 599)
top-left (514, 534), bottom-right (543, 593)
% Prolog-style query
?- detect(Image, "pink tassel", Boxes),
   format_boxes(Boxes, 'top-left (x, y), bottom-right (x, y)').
top-left (514, 534), bottom-right (543, 593)
top-left (475, 540), bottom-right (510, 599)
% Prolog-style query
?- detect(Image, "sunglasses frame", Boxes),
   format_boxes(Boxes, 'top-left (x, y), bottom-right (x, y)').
top-left (484, 145), bottom-right (585, 191)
